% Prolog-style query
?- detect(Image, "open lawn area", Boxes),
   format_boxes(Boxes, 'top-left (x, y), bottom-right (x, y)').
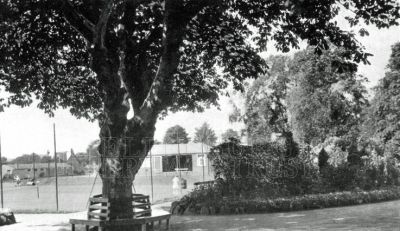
top-left (2, 174), bottom-right (197, 212)
top-left (2, 200), bottom-right (400, 230)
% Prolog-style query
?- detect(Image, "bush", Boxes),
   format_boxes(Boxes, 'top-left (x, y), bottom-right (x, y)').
top-left (209, 141), bottom-right (320, 197)
top-left (172, 186), bottom-right (400, 215)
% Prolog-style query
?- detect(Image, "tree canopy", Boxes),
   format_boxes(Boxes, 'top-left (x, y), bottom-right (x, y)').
top-left (362, 42), bottom-right (400, 160)
top-left (244, 55), bottom-right (291, 144)
top-left (287, 47), bottom-right (368, 146)
top-left (221, 128), bottom-right (240, 143)
top-left (240, 47), bottom-right (368, 149)
top-left (1, 0), bottom-right (399, 120)
top-left (9, 153), bottom-right (56, 164)
top-left (193, 122), bottom-right (217, 146)
top-left (163, 125), bottom-right (190, 144)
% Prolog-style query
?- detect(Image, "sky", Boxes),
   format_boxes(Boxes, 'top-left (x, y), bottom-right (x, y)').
top-left (0, 17), bottom-right (399, 159)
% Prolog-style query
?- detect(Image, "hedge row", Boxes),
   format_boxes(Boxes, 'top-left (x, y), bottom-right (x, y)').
top-left (171, 187), bottom-right (400, 215)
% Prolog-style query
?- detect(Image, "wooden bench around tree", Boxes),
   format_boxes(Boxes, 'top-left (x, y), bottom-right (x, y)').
top-left (194, 180), bottom-right (215, 189)
top-left (70, 194), bottom-right (170, 231)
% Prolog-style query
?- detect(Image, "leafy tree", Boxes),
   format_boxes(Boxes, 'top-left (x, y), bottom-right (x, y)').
top-left (86, 139), bottom-right (100, 164)
top-left (193, 122), bottom-right (217, 146)
top-left (1, 157), bottom-right (7, 164)
top-left (243, 55), bottom-right (300, 157)
top-left (41, 156), bottom-right (53, 163)
top-left (362, 42), bottom-right (400, 160)
top-left (163, 125), bottom-right (190, 144)
top-left (287, 48), bottom-right (369, 147)
top-left (318, 148), bottom-right (329, 170)
top-left (1, 0), bottom-right (399, 223)
top-left (244, 55), bottom-right (292, 143)
top-left (9, 153), bottom-right (46, 164)
top-left (221, 129), bottom-right (240, 143)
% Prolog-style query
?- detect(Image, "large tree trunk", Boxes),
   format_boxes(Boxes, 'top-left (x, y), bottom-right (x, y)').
top-left (87, 2), bottom-right (188, 230)
top-left (98, 115), bottom-right (157, 231)
top-left (97, 105), bottom-right (157, 231)
top-left (91, 45), bottom-right (158, 230)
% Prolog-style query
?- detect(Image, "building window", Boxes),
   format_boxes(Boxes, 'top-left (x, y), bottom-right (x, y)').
top-left (197, 154), bottom-right (207, 167)
top-left (153, 156), bottom-right (162, 170)
top-left (162, 155), bottom-right (192, 172)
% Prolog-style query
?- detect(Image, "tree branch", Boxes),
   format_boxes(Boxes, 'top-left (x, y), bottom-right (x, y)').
top-left (94, 0), bottom-right (115, 48)
top-left (137, 1), bottom-right (189, 113)
top-left (184, 0), bottom-right (218, 18)
top-left (59, 0), bottom-right (95, 41)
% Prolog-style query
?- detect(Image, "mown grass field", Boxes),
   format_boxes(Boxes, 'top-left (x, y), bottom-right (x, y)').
top-left (2, 174), bottom-right (198, 212)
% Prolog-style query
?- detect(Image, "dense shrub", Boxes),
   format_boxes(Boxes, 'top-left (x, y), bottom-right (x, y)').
top-left (172, 186), bottom-right (400, 215)
top-left (183, 140), bottom-right (400, 216)
top-left (209, 141), bottom-right (320, 197)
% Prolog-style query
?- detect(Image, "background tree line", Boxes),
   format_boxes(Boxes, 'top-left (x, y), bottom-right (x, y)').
top-left (225, 42), bottom-right (400, 193)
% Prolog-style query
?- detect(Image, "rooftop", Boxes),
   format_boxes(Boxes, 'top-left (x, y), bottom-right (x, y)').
top-left (150, 142), bottom-right (212, 156)
top-left (7, 162), bottom-right (72, 169)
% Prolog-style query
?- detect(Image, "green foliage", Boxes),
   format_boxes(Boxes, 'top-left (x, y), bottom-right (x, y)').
top-left (1, 0), bottom-right (399, 119)
top-left (318, 148), bottom-right (329, 170)
top-left (221, 129), bottom-right (240, 143)
top-left (287, 48), bottom-right (368, 146)
top-left (9, 153), bottom-right (54, 164)
top-left (244, 55), bottom-right (291, 144)
top-left (362, 42), bottom-right (400, 161)
top-left (163, 125), bottom-right (190, 144)
top-left (243, 48), bottom-right (367, 161)
top-left (172, 186), bottom-right (400, 215)
top-left (193, 122), bottom-right (217, 146)
top-left (209, 142), bottom-right (319, 197)
top-left (86, 139), bottom-right (100, 163)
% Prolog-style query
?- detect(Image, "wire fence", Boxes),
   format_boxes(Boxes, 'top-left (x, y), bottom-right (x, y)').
top-left (0, 149), bottom-right (214, 212)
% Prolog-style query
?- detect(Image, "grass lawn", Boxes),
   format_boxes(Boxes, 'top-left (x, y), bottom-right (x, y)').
top-left (2, 174), bottom-right (198, 212)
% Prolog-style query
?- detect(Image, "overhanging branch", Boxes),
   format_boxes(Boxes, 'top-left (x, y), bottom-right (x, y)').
top-left (59, 0), bottom-right (95, 41)
top-left (94, 0), bottom-right (115, 48)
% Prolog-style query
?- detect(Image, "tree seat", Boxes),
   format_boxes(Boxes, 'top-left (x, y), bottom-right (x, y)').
top-left (70, 210), bottom-right (171, 231)
top-left (71, 194), bottom-right (167, 230)
top-left (194, 180), bottom-right (215, 189)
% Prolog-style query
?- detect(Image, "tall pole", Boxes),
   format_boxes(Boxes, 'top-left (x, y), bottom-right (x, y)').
top-left (176, 131), bottom-right (182, 194)
top-left (53, 123), bottom-right (59, 211)
top-left (0, 134), bottom-right (3, 208)
top-left (177, 131), bottom-right (181, 178)
top-left (149, 141), bottom-right (154, 203)
top-left (201, 142), bottom-right (205, 182)
top-left (32, 152), bottom-right (36, 180)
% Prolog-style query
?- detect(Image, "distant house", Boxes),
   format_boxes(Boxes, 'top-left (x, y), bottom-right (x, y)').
top-left (57, 152), bottom-right (68, 162)
top-left (67, 152), bottom-right (88, 174)
top-left (9, 162), bottom-right (73, 179)
top-left (136, 142), bottom-right (213, 178)
top-left (1, 165), bottom-right (14, 179)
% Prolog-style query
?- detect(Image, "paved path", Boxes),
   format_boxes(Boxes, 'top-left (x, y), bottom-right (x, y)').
top-left (1, 200), bottom-right (400, 230)
top-left (171, 200), bottom-right (400, 230)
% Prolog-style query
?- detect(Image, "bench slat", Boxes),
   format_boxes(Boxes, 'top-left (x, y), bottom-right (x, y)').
top-left (132, 196), bottom-right (149, 200)
top-left (88, 212), bottom-right (109, 218)
top-left (90, 197), bottom-right (109, 203)
top-left (89, 205), bottom-right (109, 210)
top-left (70, 219), bottom-right (103, 226)
top-left (133, 209), bottom-right (152, 217)
top-left (70, 213), bottom-right (171, 228)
